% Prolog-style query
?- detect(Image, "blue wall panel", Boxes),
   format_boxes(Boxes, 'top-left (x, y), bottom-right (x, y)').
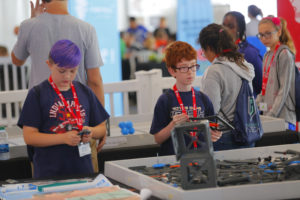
top-left (177, 0), bottom-right (213, 75)
top-left (69, 0), bottom-right (122, 116)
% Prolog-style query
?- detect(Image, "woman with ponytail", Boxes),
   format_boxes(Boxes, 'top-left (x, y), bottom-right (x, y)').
top-left (246, 5), bottom-right (263, 37)
top-left (198, 23), bottom-right (256, 150)
top-left (256, 16), bottom-right (296, 129)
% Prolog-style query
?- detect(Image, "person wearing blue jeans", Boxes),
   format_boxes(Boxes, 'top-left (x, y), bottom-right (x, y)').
top-left (199, 24), bottom-right (256, 151)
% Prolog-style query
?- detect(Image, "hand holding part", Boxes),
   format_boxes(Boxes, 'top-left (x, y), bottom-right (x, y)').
top-left (97, 134), bottom-right (107, 152)
top-left (210, 130), bottom-right (222, 142)
top-left (173, 113), bottom-right (189, 125)
top-left (190, 115), bottom-right (235, 131)
top-left (78, 129), bottom-right (91, 136)
top-left (64, 130), bottom-right (81, 146)
top-left (78, 129), bottom-right (92, 143)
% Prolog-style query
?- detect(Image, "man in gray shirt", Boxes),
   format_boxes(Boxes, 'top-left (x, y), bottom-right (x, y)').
top-left (11, 0), bottom-right (106, 172)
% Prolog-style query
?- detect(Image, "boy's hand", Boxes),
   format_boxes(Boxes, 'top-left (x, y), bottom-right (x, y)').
top-left (81, 126), bottom-right (93, 143)
top-left (64, 130), bottom-right (81, 146)
top-left (97, 134), bottom-right (106, 152)
top-left (172, 113), bottom-right (189, 125)
top-left (210, 130), bottom-right (222, 142)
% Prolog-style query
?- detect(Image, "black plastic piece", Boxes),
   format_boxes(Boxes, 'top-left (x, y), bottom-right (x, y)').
top-left (189, 115), bottom-right (235, 132)
top-left (78, 129), bottom-right (91, 136)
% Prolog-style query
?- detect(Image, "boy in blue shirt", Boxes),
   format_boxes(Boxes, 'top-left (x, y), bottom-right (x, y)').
top-left (18, 40), bottom-right (109, 179)
top-left (150, 41), bottom-right (222, 156)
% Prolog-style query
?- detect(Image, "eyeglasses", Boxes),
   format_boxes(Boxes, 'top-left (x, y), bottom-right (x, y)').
top-left (256, 31), bottom-right (277, 39)
top-left (175, 64), bottom-right (200, 73)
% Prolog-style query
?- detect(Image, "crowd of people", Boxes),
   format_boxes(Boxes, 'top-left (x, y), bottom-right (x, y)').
top-left (150, 5), bottom-right (298, 155)
top-left (120, 17), bottom-right (176, 80)
top-left (1, 0), bottom-right (298, 180)
top-left (122, 17), bottom-right (175, 55)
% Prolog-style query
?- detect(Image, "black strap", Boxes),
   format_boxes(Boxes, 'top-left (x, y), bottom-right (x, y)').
top-left (219, 108), bottom-right (231, 124)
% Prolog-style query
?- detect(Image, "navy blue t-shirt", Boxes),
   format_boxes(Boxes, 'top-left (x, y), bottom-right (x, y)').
top-left (150, 89), bottom-right (215, 156)
top-left (239, 41), bottom-right (263, 97)
top-left (18, 80), bottom-right (109, 178)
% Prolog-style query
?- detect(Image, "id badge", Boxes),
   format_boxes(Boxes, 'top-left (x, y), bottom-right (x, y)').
top-left (259, 102), bottom-right (268, 111)
top-left (78, 142), bottom-right (91, 157)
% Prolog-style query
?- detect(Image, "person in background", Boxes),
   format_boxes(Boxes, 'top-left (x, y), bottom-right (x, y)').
top-left (120, 32), bottom-right (130, 81)
top-left (120, 32), bottom-right (142, 80)
top-left (126, 32), bottom-right (144, 52)
top-left (143, 33), bottom-right (156, 52)
top-left (246, 5), bottom-right (263, 37)
top-left (155, 29), bottom-right (169, 53)
top-left (127, 17), bottom-right (148, 47)
top-left (153, 17), bottom-right (171, 38)
top-left (142, 33), bottom-right (164, 63)
top-left (150, 41), bottom-right (222, 156)
top-left (223, 11), bottom-right (262, 97)
top-left (199, 23), bottom-right (255, 150)
top-left (154, 17), bottom-right (170, 52)
top-left (120, 32), bottom-right (127, 60)
top-left (18, 39), bottom-right (109, 179)
top-left (11, 0), bottom-right (105, 173)
top-left (168, 33), bottom-right (176, 44)
top-left (256, 16), bottom-right (296, 129)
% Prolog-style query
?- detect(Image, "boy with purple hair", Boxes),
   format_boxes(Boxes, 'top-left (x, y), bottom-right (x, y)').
top-left (18, 40), bottom-right (109, 179)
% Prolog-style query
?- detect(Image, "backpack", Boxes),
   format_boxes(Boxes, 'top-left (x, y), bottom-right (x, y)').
top-left (221, 78), bottom-right (263, 145)
top-left (276, 47), bottom-right (300, 122)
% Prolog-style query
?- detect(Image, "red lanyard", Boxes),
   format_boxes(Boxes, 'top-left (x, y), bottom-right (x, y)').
top-left (173, 84), bottom-right (197, 117)
top-left (235, 39), bottom-right (241, 45)
top-left (173, 84), bottom-right (198, 148)
top-left (49, 76), bottom-right (83, 131)
top-left (261, 43), bottom-right (280, 96)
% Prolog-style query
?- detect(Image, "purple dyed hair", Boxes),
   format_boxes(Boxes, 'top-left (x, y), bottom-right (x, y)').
top-left (49, 39), bottom-right (81, 68)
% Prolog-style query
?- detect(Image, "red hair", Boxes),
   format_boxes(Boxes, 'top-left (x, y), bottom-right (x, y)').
top-left (164, 41), bottom-right (197, 70)
top-left (260, 16), bottom-right (296, 54)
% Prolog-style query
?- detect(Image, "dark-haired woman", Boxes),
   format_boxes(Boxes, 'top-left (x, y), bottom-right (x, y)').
top-left (246, 5), bottom-right (263, 37)
top-left (198, 23), bottom-right (256, 151)
top-left (223, 11), bottom-right (262, 97)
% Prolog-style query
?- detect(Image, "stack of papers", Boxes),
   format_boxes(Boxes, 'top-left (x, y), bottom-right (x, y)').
top-left (28, 186), bottom-right (140, 200)
top-left (0, 174), bottom-right (141, 200)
